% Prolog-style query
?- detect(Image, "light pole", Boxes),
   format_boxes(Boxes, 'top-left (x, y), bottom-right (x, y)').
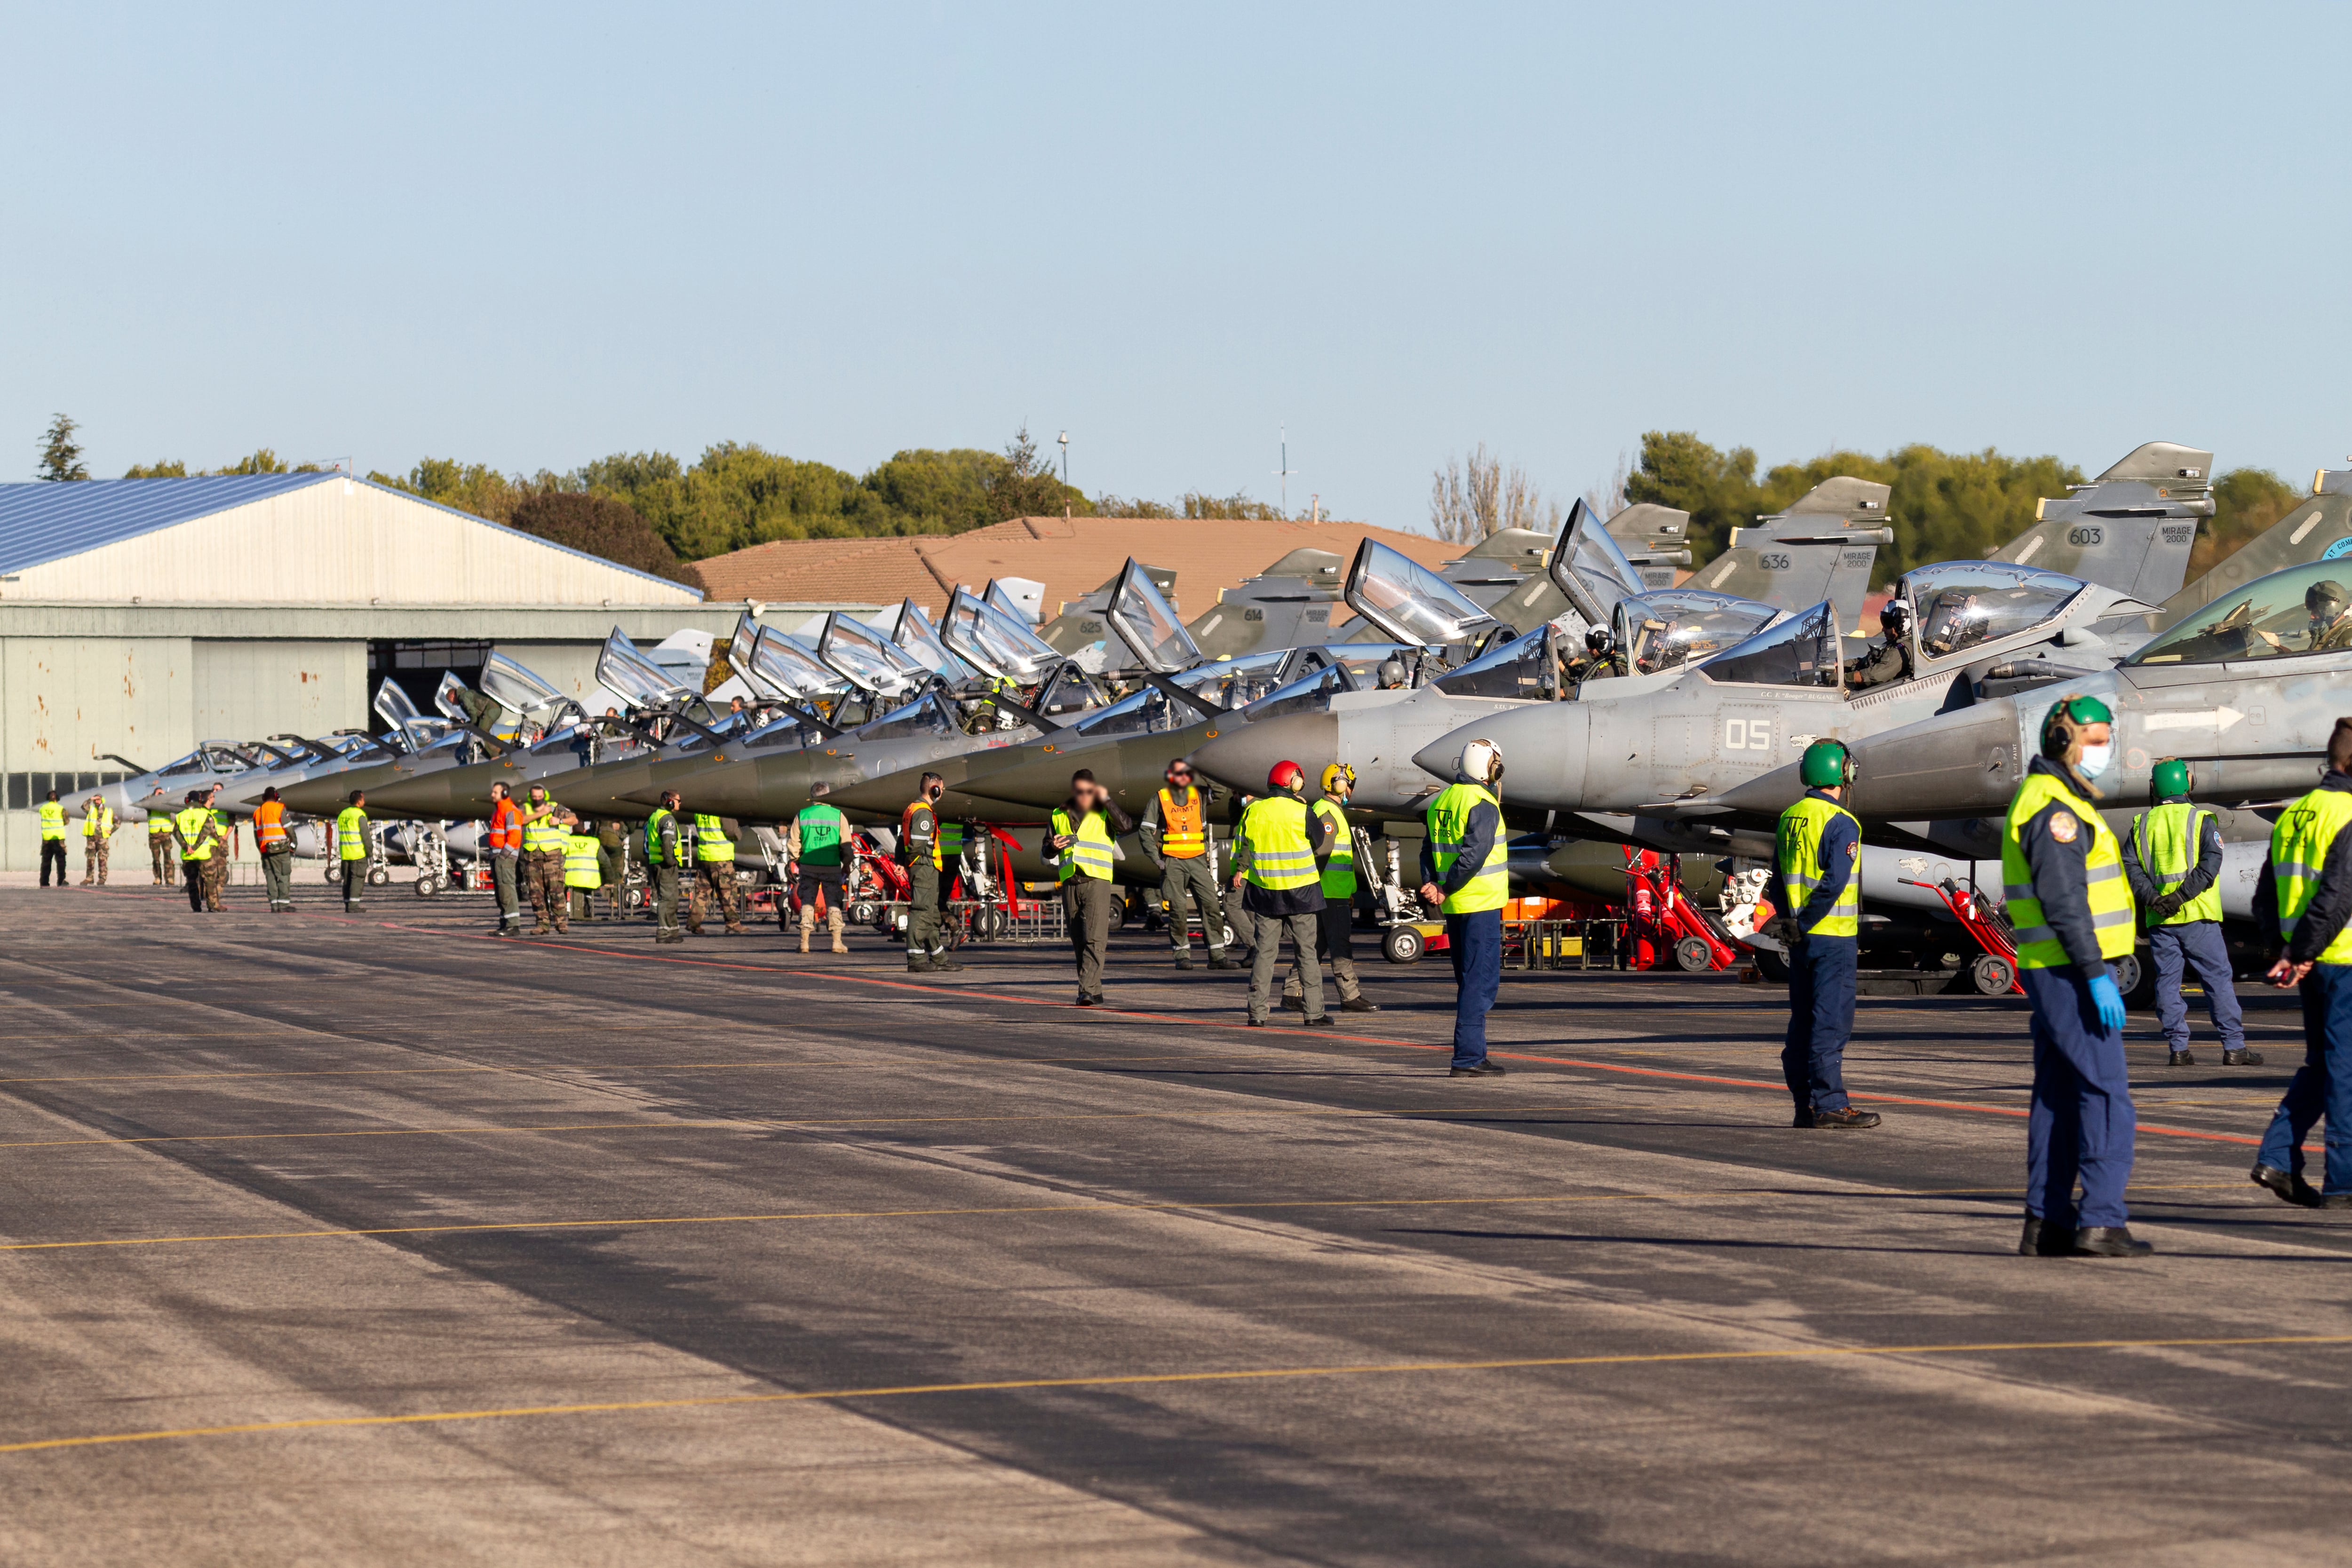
top-left (1273, 425), bottom-right (1298, 516)
top-left (1057, 430), bottom-right (1069, 487)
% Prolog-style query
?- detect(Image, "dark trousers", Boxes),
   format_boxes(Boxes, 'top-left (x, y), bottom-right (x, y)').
top-left (2149, 921), bottom-right (2246, 1052)
top-left (183, 858), bottom-right (207, 911)
top-left (1250, 910), bottom-right (1324, 1022)
top-left (2022, 964), bottom-right (2137, 1230)
top-left (653, 865), bottom-right (682, 935)
top-left (907, 860), bottom-right (944, 955)
top-left (1158, 856), bottom-right (1226, 956)
top-left (1446, 908), bottom-right (1503, 1068)
top-left (261, 847), bottom-right (294, 911)
top-left (342, 857), bottom-right (366, 912)
top-left (40, 841), bottom-right (66, 886)
top-left (492, 853), bottom-right (520, 927)
top-left (1782, 936), bottom-right (1857, 1113)
top-left (2257, 963), bottom-right (2352, 1193)
top-left (1062, 876), bottom-right (1113, 997)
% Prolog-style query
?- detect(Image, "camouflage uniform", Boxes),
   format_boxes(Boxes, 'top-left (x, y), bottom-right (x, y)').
top-left (149, 820), bottom-right (176, 885)
top-left (80, 803), bottom-right (113, 886)
top-left (520, 799), bottom-right (571, 934)
top-left (687, 814), bottom-right (747, 935)
top-left (201, 808), bottom-right (232, 910)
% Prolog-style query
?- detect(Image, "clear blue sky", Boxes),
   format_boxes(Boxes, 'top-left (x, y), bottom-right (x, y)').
top-left (7, 2), bottom-right (2347, 530)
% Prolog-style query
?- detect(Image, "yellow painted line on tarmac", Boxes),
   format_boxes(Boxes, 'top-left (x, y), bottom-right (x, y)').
top-left (0, 1181), bottom-right (2251, 1254)
top-left (7, 1332), bottom-right (2349, 1457)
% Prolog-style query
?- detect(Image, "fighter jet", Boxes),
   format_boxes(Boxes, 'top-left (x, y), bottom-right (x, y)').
top-left (1989, 441), bottom-right (2212, 606)
top-left (2149, 466), bottom-right (2352, 634)
top-left (1037, 563), bottom-right (1182, 670)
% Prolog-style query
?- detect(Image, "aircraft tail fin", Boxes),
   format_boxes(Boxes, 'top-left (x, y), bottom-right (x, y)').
top-left (2150, 485), bottom-right (2352, 632)
top-left (1684, 478), bottom-right (1893, 629)
top-left (1996, 441), bottom-right (2212, 605)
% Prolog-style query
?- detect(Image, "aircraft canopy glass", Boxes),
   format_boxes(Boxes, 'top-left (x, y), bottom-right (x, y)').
top-left (1106, 561), bottom-right (1200, 673)
top-left (945, 588), bottom-right (1062, 681)
top-left (1547, 498), bottom-right (1646, 626)
top-left (1434, 617), bottom-right (1583, 700)
top-left (1070, 684), bottom-right (1200, 740)
top-left (1613, 590), bottom-right (1781, 676)
top-left (478, 652), bottom-right (567, 716)
top-left (818, 612), bottom-right (932, 697)
top-left (1701, 601), bottom-right (1843, 688)
top-left (1894, 563), bottom-right (2083, 661)
top-left (597, 627), bottom-right (696, 707)
top-left (1344, 540), bottom-right (1499, 647)
top-left (1240, 651), bottom-right (1401, 722)
top-left (855, 692), bottom-right (959, 742)
top-left (2127, 559), bottom-right (2352, 666)
top-left (748, 628), bottom-right (845, 700)
top-left (885, 600), bottom-right (977, 681)
top-left (1186, 647), bottom-right (1303, 710)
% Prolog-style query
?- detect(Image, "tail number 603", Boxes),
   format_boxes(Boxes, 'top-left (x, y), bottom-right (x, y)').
top-left (1724, 718), bottom-right (1772, 751)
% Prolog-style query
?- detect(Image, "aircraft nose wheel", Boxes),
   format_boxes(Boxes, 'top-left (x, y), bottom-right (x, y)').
top-left (1969, 953), bottom-right (2016, 996)
top-left (1674, 935), bottom-right (1715, 973)
top-left (1382, 925), bottom-right (1425, 964)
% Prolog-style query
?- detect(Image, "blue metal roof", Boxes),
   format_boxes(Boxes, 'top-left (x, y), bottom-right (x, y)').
top-left (0, 472), bottom-right (338, 576)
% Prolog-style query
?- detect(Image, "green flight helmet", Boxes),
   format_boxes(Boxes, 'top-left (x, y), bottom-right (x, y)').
top-left (2152, 756), bottom-right (2192, 799)
top-left (2040, 692), bottom-right (2114, 758)
top-left (1799, 738), bottom-right (1853, 790)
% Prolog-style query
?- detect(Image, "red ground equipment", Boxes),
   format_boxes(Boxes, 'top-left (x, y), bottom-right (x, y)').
top-left (1899, 875), bottom-right (2022, 996)
top-left (1623, 848), bottom-right (1740, 973)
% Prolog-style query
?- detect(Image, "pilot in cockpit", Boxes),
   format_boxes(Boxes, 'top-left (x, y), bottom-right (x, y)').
top-left (1843, 598), bottom-right (1912, 691)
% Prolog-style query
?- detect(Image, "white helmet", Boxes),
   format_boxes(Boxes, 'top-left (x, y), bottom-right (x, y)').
top-left (1457, 738), bottom-right (1503, 787)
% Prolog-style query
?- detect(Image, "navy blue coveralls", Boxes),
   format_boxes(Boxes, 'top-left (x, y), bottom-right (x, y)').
top-left (1421, 788), bottom-right (1503, 1070)
top-left (2255, 771), bottom-right (2352, 1194)
top-left (1772, 788), bottom-right (1859, 1116)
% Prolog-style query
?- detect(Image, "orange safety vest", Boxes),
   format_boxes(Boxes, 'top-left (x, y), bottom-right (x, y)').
top-left (486, 798), bottom-right (523, 852)
top-left (1156, 786), bottom-right (1207, 859)
top-left (253, 800), bottom-right (291, 849)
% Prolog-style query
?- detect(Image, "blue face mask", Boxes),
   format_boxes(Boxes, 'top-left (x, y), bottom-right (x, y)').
top-left (2077, 742), bottom-right (2114, 779)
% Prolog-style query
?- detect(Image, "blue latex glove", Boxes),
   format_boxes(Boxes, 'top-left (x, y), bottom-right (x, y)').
top-left (2088, 973), bottom-right (2128, 1033)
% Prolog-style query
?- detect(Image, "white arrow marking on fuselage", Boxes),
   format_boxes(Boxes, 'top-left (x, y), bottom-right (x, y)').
top-left (2144, 707), bottom-right (2245, 732)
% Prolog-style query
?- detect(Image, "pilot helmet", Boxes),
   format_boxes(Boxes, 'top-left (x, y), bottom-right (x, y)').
top-left (2307, 580), bottom-right (2349, 620)
top-left (1878, 598), bottom-right (1911, 636)
top-left (1584, 626), bottom-right (1613, 655)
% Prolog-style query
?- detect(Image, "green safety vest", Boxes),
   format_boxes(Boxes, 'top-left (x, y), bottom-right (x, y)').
top-left (1425, 782), bottom-right (1507, 914)
top-left (787, 805), bottom-right (840, 867)
top-left (522, 802), bottom-right (568, 853)
top-left (38, 801), bottom-right (64, 841)
top-left (564, 832), bottom-right (603, 889)
top-left (1050, 805), bottom-right (1116, 882)
top-left (2135, 801), bottom-right (2222, 927)
top-left (644, 808), bottom-right (676, 867)
top-left (335, 805), bottom-right (370, 861)
top-left (2001, 771), bottom-right (2135, 968)
top-left (1241, 795), bottom-right (1318, 893)
top-left (84, 805), bottom-right (115, 839)
top-left (175, 806), bottom-right (214, 861)
top-left (2272, 787), bottom-right (2352, 965)
top-left (1314, 797), bottom-right (1356, 899)
top-left (935, 819), bottom-right (965, 872)
top-left (1776, 795), bottom-right (1860, 939)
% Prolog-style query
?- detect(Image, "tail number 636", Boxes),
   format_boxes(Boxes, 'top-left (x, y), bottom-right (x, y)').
top-left (1724, 718), bottom-right (1772, 751)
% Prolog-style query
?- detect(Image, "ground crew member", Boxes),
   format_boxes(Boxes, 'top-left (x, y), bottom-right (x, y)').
top-left (79, 793), bottom-right (115, 886)
top-left (2007, 694), bottom-right (2148, 1258)
top-left (1234, 761), bottom-right (1334, 1027)
top-left (564, 820), bottom-right (604, 923)
top-left (2250, 718), bottom-right (2352, 1208)
top-left (783, 789), bottom-right (852, 950)
top-left (595, 815), bottom-right (628, 920)
top-left (1287, 764), bottom-right (1375, 1012)
top-left (899, 772), bottom-right (964, 973)
top-left (688, 808), bottom-right (747, 939)
top-left (37, 790), bottom-right (67, 887)
top-left (1140, 759), bottom-right (1234, 970)
top-left (1765, 740), bottom-right (1878, 1129)
top-left (252, 786), bottom-right (295, 912)
top-left (170, 791), bottom-right (217, 913)
top-left (1051, 769), bottom-right (1131, 1005)
top-left (201, 787), bottom-right (234, 911)
top-left (517, 783), bottom-right (571, 934)
top-left (485, 781), bottom-right (524, 935)
top-left (1420, 740), bottom-right (1509, 1075)
top-left (335, 790), bottom-right (372, 913)
top-left (1222, 792), bottom-right (1257, 966)
top-left (646, 790), bottom-right (685, 944)
top-left (2124, 757), bottom-right (2256, 1068)
top-left (149, 809), bottom-right (176, 886)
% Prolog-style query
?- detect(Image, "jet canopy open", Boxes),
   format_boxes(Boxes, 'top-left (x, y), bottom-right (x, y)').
top-left (745, 626), bottom-right (847, 701)
top-left (944, 587), bottom-right (1065, 682)
top-left (2126, 558), bottom-right (2352, 667)
top-left (876, 599), bottom-right (977, 682)
top-left (1105, 558), bottom-right (1203, 674)
top-left (1891, 563), bottom-right (2086, 661)
top-left (817, 611), bottom-right (933, 699)
top-left (1547, 497), bottom-right (1648, 627)
top-left (1613, 590), bottom-right (1782, 676)
top-left (1698, 601), bottom-right (1843, 688)
top-left (1344, 539), bottom-right (1500, 648)
top-left (596, 627), bottom-right (699, 709)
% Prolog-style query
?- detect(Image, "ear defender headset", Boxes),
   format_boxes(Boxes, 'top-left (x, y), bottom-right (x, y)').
top-left (2152, 757), bottom-right (2192, 799)
top-left (1799, 738), bottom-right (1855, 790)
top-left (1268, 761), bottom-right (1307, 792)
top-left (1319, 763), bottom-right (1357, 796)
top-left (2040, 693), bottom-right (2114, 760)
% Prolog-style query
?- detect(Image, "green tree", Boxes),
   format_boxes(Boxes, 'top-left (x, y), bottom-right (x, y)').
top-left (37, 414), bottom-right (89, 482)
top-left (984, 425), bottom-right (1085, 522)
top-left (1623, 430), bottom-right (1760, 558)
top-left (122, 459), bottom-right (188, 478)
top-left (2193, 468), bottom-right (2302, 579)
top-left (509, 491), bottom-right (701, 590)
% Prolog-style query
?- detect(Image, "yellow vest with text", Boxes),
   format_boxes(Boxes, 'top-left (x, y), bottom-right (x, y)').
top-left (1314, 797), bottom-right (1356, 898)
top-left (2001, 771), bottom-right (2135, 967)
top-left (1241, 795), bottom-right (1318, 893)
top-left (1051, 805), bottom-right (1116, 882)
top-left (335, 805), bottom-right (370, 861)
top-left (2272, 786), bottom-right (2352, 965)
top-left (564, 832), bottom-right (602, 889)
top-left (1426, 782), bottom-right (1507, 914)
top-left (38, 801), bottom-right (65, 840)
top-left (175, 806), bottom-right (214, 860)
top-left (2134, 801), bottom-right (2222, 927)
top-left (522, 802), bottom-right (568, 853)
top-left (1776, 795), bottom-right (1860, 938)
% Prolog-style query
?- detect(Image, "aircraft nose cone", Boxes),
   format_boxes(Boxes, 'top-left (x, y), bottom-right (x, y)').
top-left (361, 771), bottom-right (466, 817)
top-left (1188, 710), bottom-right (1337, 794)
top-left (1413, 703), bottom-right (1589, 809)
top-left (280, 775), bottom-right (367, 815)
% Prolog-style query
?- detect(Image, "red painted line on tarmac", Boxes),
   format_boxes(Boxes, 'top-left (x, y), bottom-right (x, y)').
top-left (106, 896), bottom-right (2265, 1147)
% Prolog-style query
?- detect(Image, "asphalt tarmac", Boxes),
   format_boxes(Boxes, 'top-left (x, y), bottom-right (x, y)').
top-left (3, 878), bottom-right (2349, 1566)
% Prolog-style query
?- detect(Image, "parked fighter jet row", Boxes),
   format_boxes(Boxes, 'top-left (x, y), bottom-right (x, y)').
top-left (64, 445), bottom-right (2352, 992)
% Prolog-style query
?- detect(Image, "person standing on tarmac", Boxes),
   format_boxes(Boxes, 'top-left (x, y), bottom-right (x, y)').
top-left (899, 772), bottom-right (964, 974)
top-left (2249, 718), bottom-right (2352, 1208)
top-left (785, 787), bottom-right (845, 951)
top-left (1235, 761), bottom-right (1335, 1028)
top-left (2124, 758), bottom-right (2257, 1069)
top-left (1140, 760), bottom-right (1236, 971)
top-left (1763, 740), bottom-right (1879, 1129)
top-left (1287, 765), bottom-right (1376, 1013)
top-left (1050, 769), bottom-right (1130, 1006)
top-left (36, 790), bottom-right (68, 887)
top-left (149, 808), bottom-right (176, 887)
top-left (252, 786), bottom-right (295, 912)
top-left (563, 820), bottom-right (604, 923)
top-left (1420, 740), bottom-right (1509, 1076)
top-left (79, 793), bottom-right (114, 886)
top-left (171, 791), bottom-right (219, 913)
top-left (645, 789), bottom-right (686, 944)
top-left (485, 781), bottom-right (524, 935)
top-left (201, 785), bottom-right (233, 911)
top-left (335, 790), bottom-right (372, 914)
top-left (517, 783), bottom-right (572, 935)
top-left (2007, 694), bottom-right (2149, 1258)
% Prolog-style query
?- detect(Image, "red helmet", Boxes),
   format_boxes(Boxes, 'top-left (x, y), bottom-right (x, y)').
top-left (1268, 761), bottom-right (1306, 791)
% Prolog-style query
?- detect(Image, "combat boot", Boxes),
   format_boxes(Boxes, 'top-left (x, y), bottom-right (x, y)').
top-left (906, 953), bottom-right (936, 973)
top-left (929, 949), bottom-right (965, 972)
top-left (2167, 1048), bottom-right (2195, 1067)
top-left (1342, 994), bottom-right (1380, 1012)
top-left (2071, 1226), bottom-right (2153, 1258)
top-left (2223, 1047), bottom-right (2264, 1066)
top-left (796, 911), bottom-right (813, 953)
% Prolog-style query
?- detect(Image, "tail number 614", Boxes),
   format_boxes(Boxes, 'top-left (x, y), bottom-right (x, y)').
top-left (1725, 718), bottom-right (1772, 751)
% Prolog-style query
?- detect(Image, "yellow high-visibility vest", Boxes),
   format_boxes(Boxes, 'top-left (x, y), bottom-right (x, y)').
top-left (2135, 801), bottom-right (2222, 926)
top-left (522, 802), bottom-right (568, 853)
top-left (175, 806), bottom-right (215, 861)
top-left (2272, 787), bottom-right (2352, 965)
top-left (696, 812), bottom-right (739, 865)
top-left (82, 805), bottom-right (115, 839)
top-left (2002, 771), bottom-right (2135, 967)
top-left (564, 832), bottom-right (603, 889)
top-left (335, 806), bottom-right (371, 861)
top-left (1776, 795), bottom-right (1860, 939)
top-left (1050, 806), bottom-right (1116, 882)
top-left (1241, 796), bottom-right (1318, 893)
top-left (1426, 782), bottom-right (1507, 914)
top-left (38, 802), bottom-right (65, 841)
top-left (1314, 797), bottom-right (1356, 899)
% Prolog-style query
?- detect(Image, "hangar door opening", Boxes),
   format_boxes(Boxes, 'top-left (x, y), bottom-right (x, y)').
top-left (368, 640), bottom-right (489, 729)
